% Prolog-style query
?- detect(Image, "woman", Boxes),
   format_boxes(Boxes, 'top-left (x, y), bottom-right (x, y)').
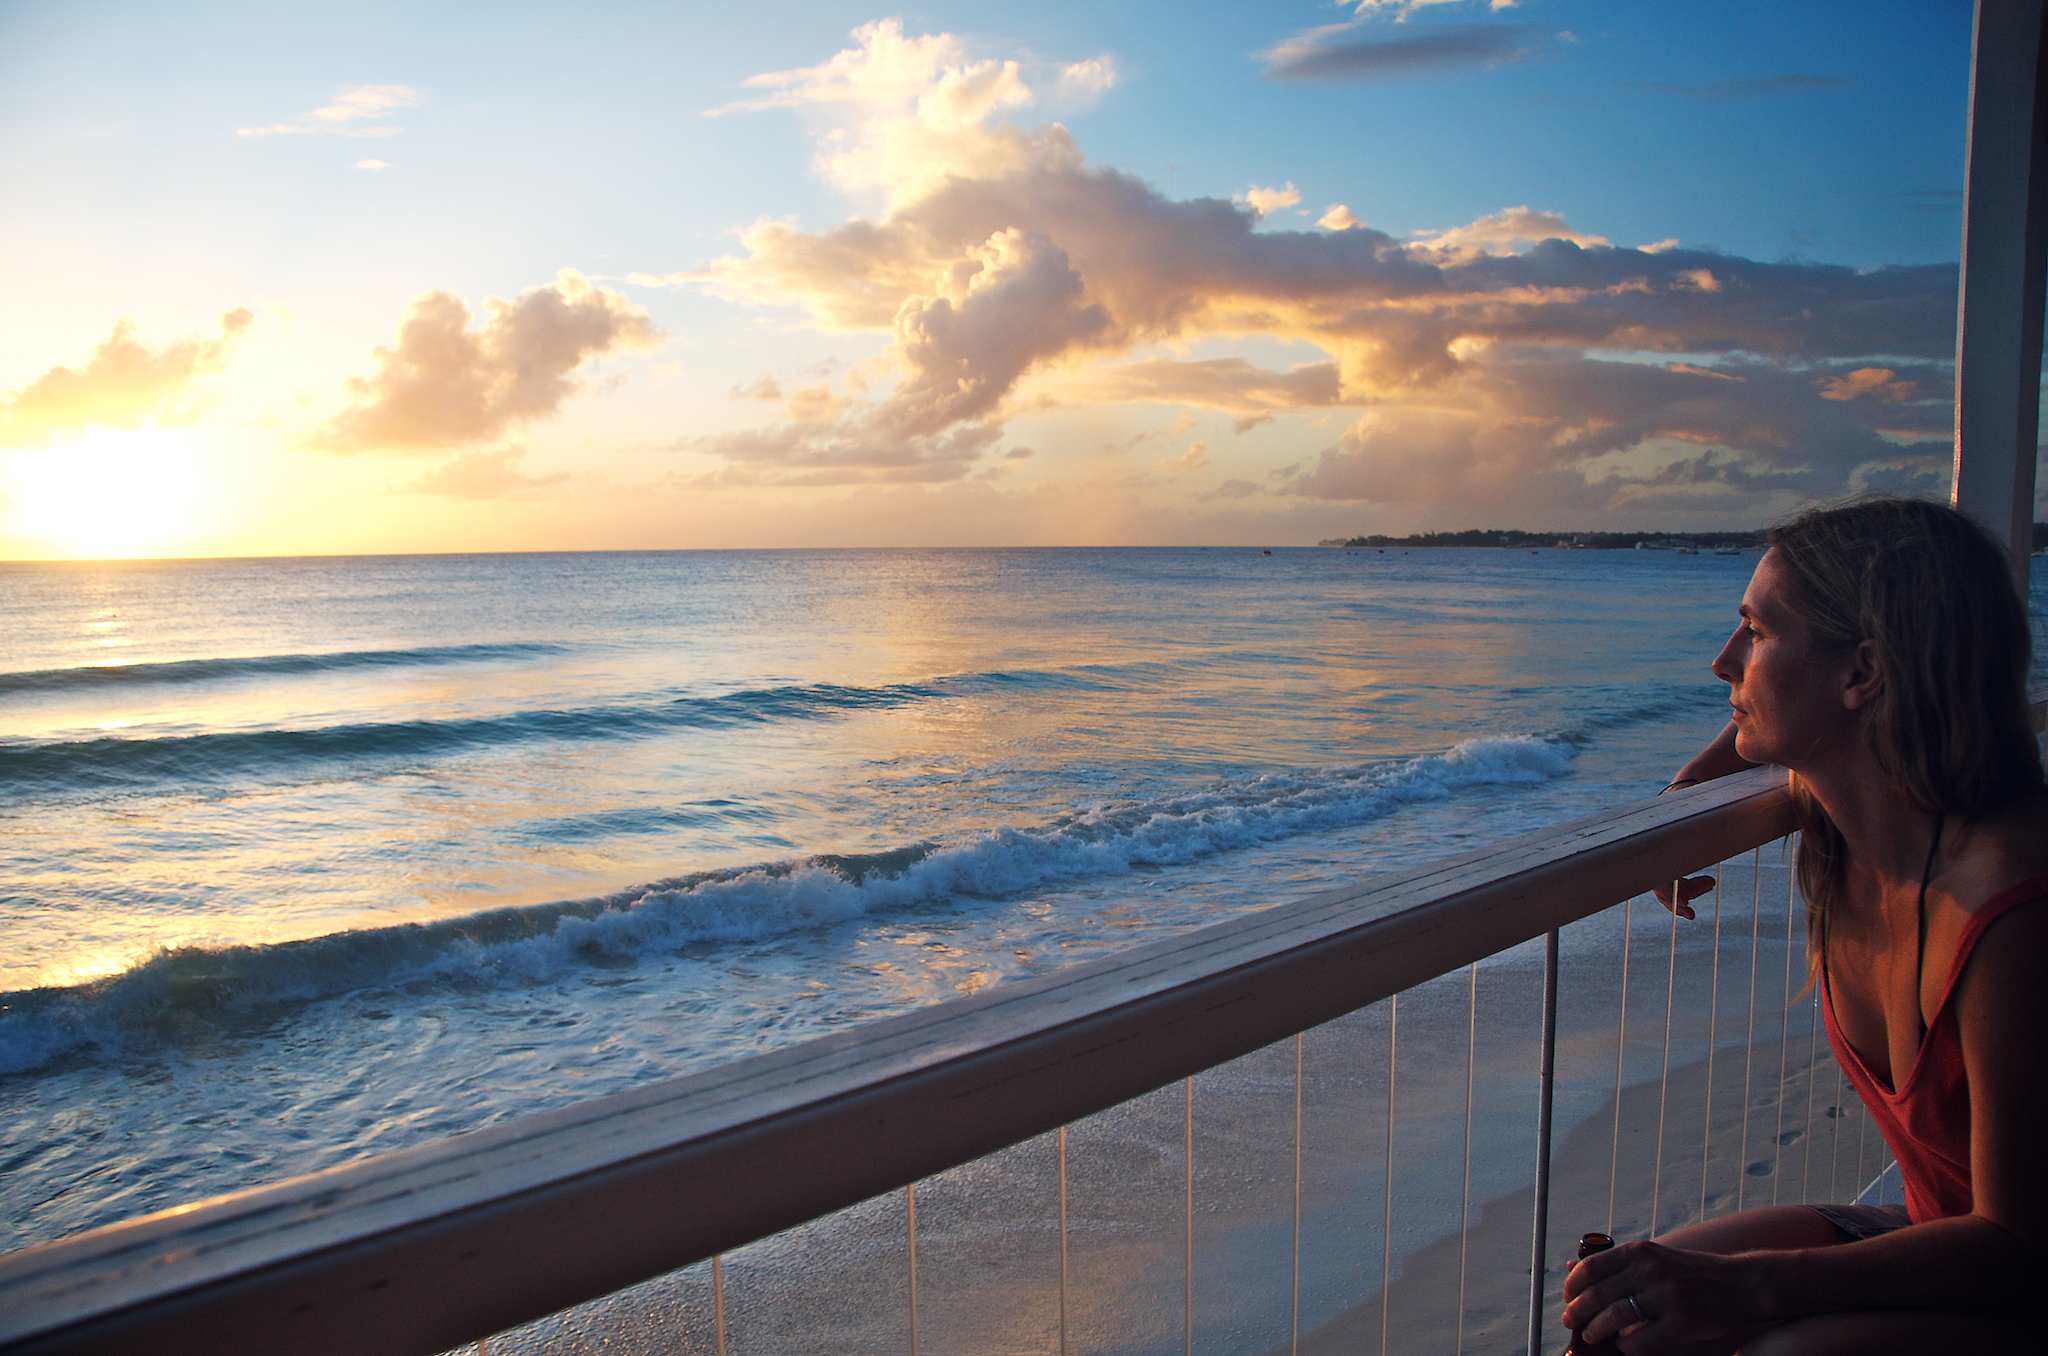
top-left (1562, 498), bottom-right (2046, 1353)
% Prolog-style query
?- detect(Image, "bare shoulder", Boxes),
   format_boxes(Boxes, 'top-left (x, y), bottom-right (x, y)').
top-left (1951, 791), bottom-right (2048, 920)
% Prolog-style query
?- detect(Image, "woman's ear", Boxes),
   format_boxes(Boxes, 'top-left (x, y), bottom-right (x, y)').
top-left (1841, 639), bottom-right (1881, 711)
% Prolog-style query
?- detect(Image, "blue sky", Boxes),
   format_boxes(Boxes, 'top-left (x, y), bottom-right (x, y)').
top-left (0, 1), bottom-right (1986, 557)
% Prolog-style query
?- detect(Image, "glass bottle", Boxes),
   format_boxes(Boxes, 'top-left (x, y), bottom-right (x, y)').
top-left (1564, 1232), bottom-right (1620, 1356)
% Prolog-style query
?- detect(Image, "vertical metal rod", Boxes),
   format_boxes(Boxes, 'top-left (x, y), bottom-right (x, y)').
top-left (1184, 1076), bottom-right (1194, 1356)
top-left (713, 1254), bottom-right (727, 1356)
top-left (1699, 865), bottom-right (1725, 1223)
top-left (1856, 1098), bottom-right (1869, 1199)
top-left (1800, 985), bottom-right (1821, 1202)
top-left (1456, 962), bottom-right (1478, 1356)
top-left (1650, 884), bottom-right (1680, 1236)
top-left (1525, 929), bottom-right (1560, 1356)
top-left (1606, 895), bottom-right (1633, 1234)
top-left (1736, 846), bottom-right (1765, 1211)
top-left (906, 1184), bottom-right (921, 1356)
top-left (1291, 1032), bottom-right (1303, 1356)
top-left (1057, 1128), bottom-right (1069, 1356)
top-left (1829, 1065), bottom-right (1846, 1202)
top-left (1771, 838), bottom-right (1799, 1204)
top-left (1380, 994), bottom-right (1398, 1356)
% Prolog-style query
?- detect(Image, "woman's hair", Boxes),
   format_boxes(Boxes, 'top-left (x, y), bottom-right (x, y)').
top-left (1768, 496), bottom-right (2042, 967)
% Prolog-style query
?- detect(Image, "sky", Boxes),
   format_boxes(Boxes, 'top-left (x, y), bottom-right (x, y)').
top-left (0, 0), bottom-right (1994, 558)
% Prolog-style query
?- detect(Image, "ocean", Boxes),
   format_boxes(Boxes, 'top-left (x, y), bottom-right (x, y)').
top-left (0, 545), bottom-right (1822, 1257)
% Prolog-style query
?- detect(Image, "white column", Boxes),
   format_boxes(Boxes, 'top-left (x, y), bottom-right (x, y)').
top-left (1951, 0), bottom-right (2048, 587)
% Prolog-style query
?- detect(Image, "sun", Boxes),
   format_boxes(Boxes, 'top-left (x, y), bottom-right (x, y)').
top-left (3, 425), bottom-right (214, 559)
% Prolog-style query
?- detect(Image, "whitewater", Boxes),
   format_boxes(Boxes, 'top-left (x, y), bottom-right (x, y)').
top-left (0, 546), bottom-right (1779, 1253)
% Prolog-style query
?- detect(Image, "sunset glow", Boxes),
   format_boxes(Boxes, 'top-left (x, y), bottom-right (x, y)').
top-left (0, 2), bottom-right (1996, 559)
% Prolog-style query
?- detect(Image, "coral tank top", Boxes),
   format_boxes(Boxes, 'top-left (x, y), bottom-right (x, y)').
top-left (1821, 875), bottom-right (2048, 1223)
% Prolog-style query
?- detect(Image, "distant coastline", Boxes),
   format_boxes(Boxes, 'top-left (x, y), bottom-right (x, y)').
top-left (1317, 528), bottom-right (1766, 550)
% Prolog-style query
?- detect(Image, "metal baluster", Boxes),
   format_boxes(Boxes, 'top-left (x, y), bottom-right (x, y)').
top-left (1057, 1128), bottom-right (1069, 1356)
top-left (1607, 895), bottom-right (1633, 1234)
top-left (1380, 995), bottom-right (1398, 1356)
top-left (1184, 1076), bottom-right (1194, 1356)
top-left (1772, 838), bottom-right (1799, 1204)
top-left (1525, 929), bottom-right (1560, 1356)
top-left (1855, 1098), bottom-right (1869, 1200)
top-left (1829, 1065), bottom-right (1846, 1202)
top-left (906, 1184), bottom-right (921, 1356)
top-left (713, 1254), bottom-right (727, 1356)
top-left (1651, 884), bottom-right (1680, 1236)
top-left (1736, 846), bottom-right (1765, 1210)
top-left (1292, 1032), bottom-right (1303, 1356)
top-left (1456, 962), bottom-right (1478, 1356)
top-left (1699, 865), bottom-right (1725, 1223)
top-left (1800, 984), bottom-right (1821, 1202)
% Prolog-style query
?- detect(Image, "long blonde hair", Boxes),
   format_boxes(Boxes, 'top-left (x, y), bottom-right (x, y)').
top-left (1766, 498), bottom-right (2041, 972)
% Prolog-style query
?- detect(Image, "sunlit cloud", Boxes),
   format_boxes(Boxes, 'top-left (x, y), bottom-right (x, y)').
top-left (669, 19), bottom-right (1956, 519)
top-left (236, 84), bottom-right (419, 138)
top-left (1237, 182), bottom-right (1302, 218)
top-left (0, 308), bottom-right (252, 445)
top-left (354, 158), bottom-right (391, 171)
top-left (317, 270), bottom-right (660, 453)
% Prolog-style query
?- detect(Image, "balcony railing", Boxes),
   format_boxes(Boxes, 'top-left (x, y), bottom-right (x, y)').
top-left (5, 748), bottom-right (1902, 1356)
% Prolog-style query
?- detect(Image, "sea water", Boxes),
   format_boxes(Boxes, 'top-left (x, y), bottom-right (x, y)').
top-left (0, 546), bottom-right (1895, 1254)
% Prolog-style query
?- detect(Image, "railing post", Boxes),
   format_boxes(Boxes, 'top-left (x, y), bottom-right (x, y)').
top-left (1951, 0), bottom-right (2048, 584)
top-left (1526, 928), bottom-right (1560, 1356)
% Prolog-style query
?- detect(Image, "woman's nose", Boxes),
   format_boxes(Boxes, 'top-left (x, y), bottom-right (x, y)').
top-left (1711, 629), bottom-right (1741, 682)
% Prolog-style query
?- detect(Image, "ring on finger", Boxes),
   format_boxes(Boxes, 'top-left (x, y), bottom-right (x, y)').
top-left (1626, 1294), bottom-right (1648, 1324)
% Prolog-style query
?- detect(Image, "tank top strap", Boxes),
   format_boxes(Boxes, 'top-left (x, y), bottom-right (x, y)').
top-left (1931, 873), bottom-right (2048, 1013)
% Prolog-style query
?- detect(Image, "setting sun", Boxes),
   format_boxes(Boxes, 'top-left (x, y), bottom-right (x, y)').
top-left (3, 426), bottom-right (213, 559)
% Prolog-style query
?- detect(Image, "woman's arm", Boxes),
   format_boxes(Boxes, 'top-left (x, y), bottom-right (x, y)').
top-left (1669, 719), bottom-right (1759, 788)
top-left (1565, 904), bottom-right (2048, 1343)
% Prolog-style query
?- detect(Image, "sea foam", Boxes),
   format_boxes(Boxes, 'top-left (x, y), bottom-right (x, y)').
top-left (0, 734), bottom-right (1572, 1077)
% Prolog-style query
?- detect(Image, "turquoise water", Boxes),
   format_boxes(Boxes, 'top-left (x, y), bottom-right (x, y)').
top-left (1, 546), bottom-right (1772, 1251)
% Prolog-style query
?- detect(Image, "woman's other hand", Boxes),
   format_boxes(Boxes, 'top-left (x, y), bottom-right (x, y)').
top-left (1653, 875), bottom-right (1714, 921)
top-left (1562, 1238), bottom-right (1766, 1351)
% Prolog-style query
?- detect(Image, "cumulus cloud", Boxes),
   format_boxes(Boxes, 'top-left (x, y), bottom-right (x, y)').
top-left (704, 19), bottom-right (1084, 209)
top-left (1204, 478), bottom-right (1263, 500)
top-left (1410, 205), bottom-right (1611, 259)
top-left (401, 448), bottom-right (570, 499)
top-left (1263, 22), bottom-right (1540, 81)
top-left (666, 19), bottom-right (1959, 517)
top-left (1051, 57), bottom-right (1118, 108)
top-left (1319, 204), bottom-right (1366, 231)
top-left (355, 158), bottom-right (391, 171)
top-left (237, 85), bottom-right (419, 138)
top-left (1237, 182), bottom-right (1302, 218)
top-left (317, 271), bottom-right (659, 453)
top-left (1819, 366), bottom-right (1918, 403)
top-left (0, 308), bottom-right (252, 444)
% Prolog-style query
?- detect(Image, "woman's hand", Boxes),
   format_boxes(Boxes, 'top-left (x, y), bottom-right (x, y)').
top-left (1653, 875), bottom-right (1714, 921)
top-left (1562, 1239), bottom-right (1769, 1351)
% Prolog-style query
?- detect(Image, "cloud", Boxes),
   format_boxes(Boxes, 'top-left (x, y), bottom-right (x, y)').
top-left (1319, 204), bottom-right (1366, 231)
top-left (0, 308), bottom-right (252, 445)
top-left (1005, 445), bottom-right (1036, 459)
top-left (1051, 57), bottom-right (1118, 108)
top-left (670, 20), bottom-right (1960, 518)
top-left (704, 19), bottom-right (1085, 209)
top-left (317, 270), bottom-right (659, 453)
top-left (237, 85), bottom-right (419, 138)
top-left (355, 158), bottom-right (391, 171)
top-left (1237, 182), bottom-right (1302, 218)
top-left (1410, 205), bottom-right (1610, 259)
top-left (1163, 441), bottom-right (1209, 472)
top-left (1637, 75), bottom-right (1849, 102)
top-left (731, 374), bottom-right (782, 400)
top-left (1263, 22), bottom-right (1540, 82)
top-left (401, 448), bottom-right (570, 499)
top-left (1203, 478), bottom-right (1263, 500)
top-left (1818, 366), bottom-right (1918, 403)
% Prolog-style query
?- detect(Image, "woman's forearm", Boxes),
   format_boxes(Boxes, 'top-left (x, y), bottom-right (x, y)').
top-left (1758, 1214), bottom-right (2030, 1320)
top-left (1672, 720), bottom-right (1757, 786)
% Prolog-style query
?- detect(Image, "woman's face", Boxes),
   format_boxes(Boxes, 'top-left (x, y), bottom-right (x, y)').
top-left (1711, 548), bottom-right (1859, 769)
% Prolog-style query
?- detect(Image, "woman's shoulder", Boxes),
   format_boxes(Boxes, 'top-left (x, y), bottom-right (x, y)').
top-left (1950, 792), bottom-right (2048, 920)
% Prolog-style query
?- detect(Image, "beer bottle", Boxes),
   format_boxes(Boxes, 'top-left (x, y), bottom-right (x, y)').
top-left (1564, 1232), bottom-right (1620, 1356)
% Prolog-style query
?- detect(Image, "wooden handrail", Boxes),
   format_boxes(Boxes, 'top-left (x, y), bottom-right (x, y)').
top-left (0, 766), bottom-right (1796, 1354)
